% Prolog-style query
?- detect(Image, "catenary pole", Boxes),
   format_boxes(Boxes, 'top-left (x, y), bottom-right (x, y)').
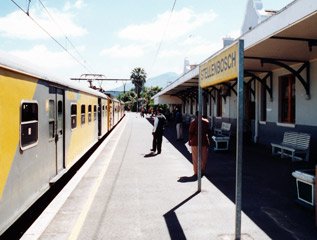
top-left (197, 80), bottom-right (203, 192)
top-left (235, 39), bottom-right (244, 240)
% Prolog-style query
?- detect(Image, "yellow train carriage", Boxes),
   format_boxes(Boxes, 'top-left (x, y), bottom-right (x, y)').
top-left (0, 53), bottom-right (114, 235)
top-left (65, 91), bottom-right (99, 168)
top-left (0, 67), bottom-right (61, 234)
top-left (107, 98), bottom-right (112, 131)
top-left (112, 99), bottom-right (120, 126)
top-left (99, 97), bottom-right (109, 137)
top-left (119, 101), bottom-right (125, 119)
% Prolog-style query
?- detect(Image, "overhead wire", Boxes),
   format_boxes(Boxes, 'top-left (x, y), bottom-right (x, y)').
top-left (9, 0), bottom-right (93, 74)
top-left (37, 0), bottom-right (94, 73)
top-left (151, 0), bottom-right (177, 67)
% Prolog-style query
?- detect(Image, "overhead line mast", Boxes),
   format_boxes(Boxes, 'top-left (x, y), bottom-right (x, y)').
top-left (70, 74), bottom-right (131, 93)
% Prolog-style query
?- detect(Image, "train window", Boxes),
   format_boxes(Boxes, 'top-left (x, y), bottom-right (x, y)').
top-left (102, 105), bottom-right (105, 116)
top-left (49, 100), bottom-right (55, 139)
top-left (20, 101), bottom-right (38, 150)
top-left (71, 104), bottom-right (77, 129)
top-left (88, 105), bottom-right (92, 123)
top-left (94, 105), bottom-right (97, 121)
top-left (58, 101), bottom-right (63, 130)
top-left (81, 104), bottom-right (86, 125)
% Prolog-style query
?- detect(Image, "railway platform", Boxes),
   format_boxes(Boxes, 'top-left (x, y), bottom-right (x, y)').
top-left (21, 112), bottom-right (317, 240)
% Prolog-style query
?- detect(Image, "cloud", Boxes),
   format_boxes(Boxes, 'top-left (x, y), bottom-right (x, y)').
top-left (100, 44), bottom-right (146, 58)
top-left (226, 29), bottom-right (241, 39)
top-left (74, 0), bottom-right (86, 9)
top-left (101, 7), bottom-right (218, 74)
top-left (64, 0), bottom-right (87, 11)
top-left (9, 45), bottom-right (80, 77)
top-left (158, 49), bottom-right (182, 58)
top-left (0, 6), bottom-right (87, 40)
top-left (180, 35), bottom-right (221, 56)
top-left (118, 8), bottom-right (217, 43)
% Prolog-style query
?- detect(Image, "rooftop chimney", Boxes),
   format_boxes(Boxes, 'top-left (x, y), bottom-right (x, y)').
top-left (223, 37), bottom-right (235, 47)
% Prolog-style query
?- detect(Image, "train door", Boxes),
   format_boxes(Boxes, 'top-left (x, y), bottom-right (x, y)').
top-left (108, 100), bottom-right (112, 131)
top-left (49, 86), bottom-right (65, 175)
top-left (56, 88), bottom-right (64, 173)
top-left (98, 98), bottom-right (101, 137)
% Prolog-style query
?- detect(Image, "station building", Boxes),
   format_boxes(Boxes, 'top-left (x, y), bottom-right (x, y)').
top-left (153, 0), bottom-right (317, 158)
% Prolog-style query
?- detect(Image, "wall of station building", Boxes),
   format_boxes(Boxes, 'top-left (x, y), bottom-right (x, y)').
top-left (258, 61), bottom-right (317, 126)
top-left (154, 95), bottom-right (182, 105)
top-left (255, 60), bottom-right (317, 156)
top-left (179, 59), bottom-right (317, 156)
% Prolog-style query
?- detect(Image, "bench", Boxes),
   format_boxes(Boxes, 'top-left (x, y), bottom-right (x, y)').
top-left (271, 132), bottom-right (311, 161)
top-left (212, 122), bottom-right (231, 151)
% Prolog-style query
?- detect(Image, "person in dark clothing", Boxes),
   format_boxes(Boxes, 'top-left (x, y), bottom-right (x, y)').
top-left (188, 111), bottom-right (210, 177)
top-left (175, 108), bottom-right (183, 140)
top-left (151, 108), bottom-right (166, 154)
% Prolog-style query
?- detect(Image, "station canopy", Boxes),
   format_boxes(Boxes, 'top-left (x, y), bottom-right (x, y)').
top-left (153, 1), bottom-right (317, 100)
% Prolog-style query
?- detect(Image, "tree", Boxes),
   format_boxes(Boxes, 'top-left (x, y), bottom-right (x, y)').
top-left (141, 86), bottom-right (162, 107)
top-left (118, 90), bottom-right (137, 111)
top-left (130, 67), bottom-right (147, 99)
top-left (118, 86), bottom-right (162, 112)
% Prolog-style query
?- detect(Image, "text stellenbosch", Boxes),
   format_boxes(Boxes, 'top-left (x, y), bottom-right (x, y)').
top-left (200, 51), bottom-right (236, 81)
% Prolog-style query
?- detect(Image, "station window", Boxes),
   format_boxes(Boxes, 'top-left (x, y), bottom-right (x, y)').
top-left (209, 95), bottom-right (213, 116)
top-left (88, 105), bottom-right (92, 122)
top-left (81, 104), bottom-right (86, 125)
top-left (71, 104), bottom-right (77, 129)
top-left (94, 105), bottom-right (97, 121)
top-left (49, 100), bottom-right (55, 139)
top-left (216, 91), bottom-right (222, 117)
top-left (190, 99), bottom-right (193, 114)
top-left (279, 74), bottom-right (295, 124)
top-left (260, 82), bottom-right (267, 122)
top-left (20, 101), bottom-right (38, 150)
top-left (245, 85), bottom-right (255, 121)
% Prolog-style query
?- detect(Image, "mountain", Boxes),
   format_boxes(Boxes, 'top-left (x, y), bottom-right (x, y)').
top-left (109, 72), bottom-right (179, 92)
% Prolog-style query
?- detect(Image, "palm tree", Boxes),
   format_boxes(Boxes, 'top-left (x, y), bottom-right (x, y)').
top-left (130, 67), bottom-right (147, 99)
top-left (130, 67), bottom-right (147, 112)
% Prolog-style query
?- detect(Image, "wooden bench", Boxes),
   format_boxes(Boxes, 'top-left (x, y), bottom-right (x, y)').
top-left (212, 122), bottom-right (231, 151)
top-left (271, 131), bottom-right (311, 161)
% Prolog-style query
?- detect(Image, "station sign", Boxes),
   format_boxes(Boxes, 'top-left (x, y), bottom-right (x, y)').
top-left (199, 42), bottom-right (239, 88)
top-left (198, 39), bottom-right (244, 240)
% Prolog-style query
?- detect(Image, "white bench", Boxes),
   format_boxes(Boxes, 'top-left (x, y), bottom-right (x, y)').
top-left (212, 122), bottom-right (231, 151)
top-left (271, 132), bottom-right (311, 161)
top-left (292, 169), bottom-right (315, 206)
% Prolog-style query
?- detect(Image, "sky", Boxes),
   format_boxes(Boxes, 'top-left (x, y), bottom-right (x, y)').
top-left (0, 0), bottom-right (294, 90)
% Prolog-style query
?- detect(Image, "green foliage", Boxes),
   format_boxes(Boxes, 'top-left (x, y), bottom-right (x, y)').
top-left (117, 67), bottom-right (164, 112)
top-left (118, 85), bottom-right (162, 112)
top-left (130, 67), bottom-right (147, 98)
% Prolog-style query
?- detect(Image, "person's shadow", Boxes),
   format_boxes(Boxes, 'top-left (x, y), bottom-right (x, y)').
top-left (177, 175), bottom-right (198, 182)
top-left (144, 152), bottom-right (158, 158)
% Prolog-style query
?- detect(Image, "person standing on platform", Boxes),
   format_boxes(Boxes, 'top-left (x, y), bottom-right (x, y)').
top-left (188, 111), bottom-right (210, 178)
top-left (175, 108), bottom-right (183, 140)
top-left (151, 108), bottom-right (166, 154)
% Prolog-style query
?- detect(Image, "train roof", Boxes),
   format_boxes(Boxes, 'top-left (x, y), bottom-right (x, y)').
top-left (0, 50), bottom-right (110, 99)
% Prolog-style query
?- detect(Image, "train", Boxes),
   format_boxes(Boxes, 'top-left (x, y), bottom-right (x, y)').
top-left (0, 51), bottom-right (125, 235)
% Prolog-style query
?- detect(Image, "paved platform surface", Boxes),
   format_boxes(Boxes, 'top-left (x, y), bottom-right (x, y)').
top-left (21, 112), bottom-right (317, 240)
